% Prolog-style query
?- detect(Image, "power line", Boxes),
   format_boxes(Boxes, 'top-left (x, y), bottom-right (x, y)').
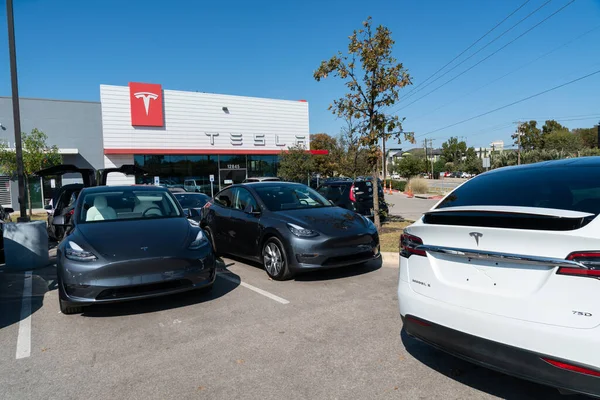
top-left (400, 0), bottom-right (548, 104)
top-left (415, 68), bottom-right (600, 138)
top-left (399, 0), bottom-right (533, 101)
top-left (408, 24), bottom-right (600, 123)
top-left (394, 0), bottom-right (576, 114)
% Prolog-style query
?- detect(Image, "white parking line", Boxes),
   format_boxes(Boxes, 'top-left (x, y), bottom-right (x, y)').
top-left (16, 271), bottom-right (32, 359)
top-left (218, 272), bottom-right (290, 304)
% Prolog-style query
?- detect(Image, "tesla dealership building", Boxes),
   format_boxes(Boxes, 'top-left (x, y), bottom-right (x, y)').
top-left (0, 83), bottom-right (311, 208)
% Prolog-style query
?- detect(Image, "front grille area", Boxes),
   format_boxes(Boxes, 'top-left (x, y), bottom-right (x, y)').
top-left (95, 279), bottom-right (193, 300)
top-left (323, 251), bottom-right (375, 266)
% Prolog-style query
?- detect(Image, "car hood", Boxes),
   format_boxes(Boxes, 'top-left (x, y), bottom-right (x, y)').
top-left (77, 217), bottom-right (192, 260)
top-left (274, 206), bottom-right (373, 236)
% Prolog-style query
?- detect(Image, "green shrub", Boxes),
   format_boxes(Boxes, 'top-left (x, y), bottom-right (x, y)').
top-left (387, 179), bottom-right (406, 191)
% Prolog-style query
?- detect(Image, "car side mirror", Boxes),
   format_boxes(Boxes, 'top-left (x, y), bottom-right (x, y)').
top-left (53, 215), bottom-right (67, 226)
top-left (44, 205), bottom-right (53, 211)
top-left (4, 207), bottom-right (14, 214)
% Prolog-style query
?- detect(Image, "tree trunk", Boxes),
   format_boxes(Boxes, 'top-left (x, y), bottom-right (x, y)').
top-left (25, 175), bottom-right (32, 217)
top-left (372, 165), bottom-right (381, 230)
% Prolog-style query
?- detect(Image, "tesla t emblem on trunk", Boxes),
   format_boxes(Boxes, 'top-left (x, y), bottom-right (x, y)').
top-left (469, 232), bottom-right (483, 246)
top-left (141, 247), bottom-right (149, 251)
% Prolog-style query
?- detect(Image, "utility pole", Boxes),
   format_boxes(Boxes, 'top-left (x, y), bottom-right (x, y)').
top-left (423, 139), bottom-right (428, 176)
top-left (428, 139), bottom-right (434, 178)
top-left (6, 0), bottom-right (28, 222)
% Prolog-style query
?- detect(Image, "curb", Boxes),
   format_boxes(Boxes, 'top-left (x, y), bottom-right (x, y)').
top-left (381, 252), bottom-right (399, 267)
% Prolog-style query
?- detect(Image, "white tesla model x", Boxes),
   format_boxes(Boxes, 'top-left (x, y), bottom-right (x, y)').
top-left (398, 157), bottom-right (600, 398)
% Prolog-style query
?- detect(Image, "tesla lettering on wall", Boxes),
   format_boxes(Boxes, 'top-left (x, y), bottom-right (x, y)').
top-left (129, 82), bottom-right (164, 127)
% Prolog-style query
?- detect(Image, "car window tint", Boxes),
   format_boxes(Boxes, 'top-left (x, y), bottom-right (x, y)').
top-left (233, 187), bottom-right (258, 211)
top-left (254, 184), bottom-right (330, 211)
top-left (215, 188), bottom-right (233, 208)
top-left (437, 165), bottom-right (600, 215)
top-left (175, 194), bottom-right (208, 208)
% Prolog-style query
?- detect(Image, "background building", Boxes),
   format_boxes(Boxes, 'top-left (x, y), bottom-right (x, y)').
top-left (0, 83), bottom-right (311, 209)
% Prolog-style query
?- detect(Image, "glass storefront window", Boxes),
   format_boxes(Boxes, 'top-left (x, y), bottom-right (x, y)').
top-left (133, 154), bottom-right (281, 194)
top-left (247, 155), bottom-right (279, 178)
top-left (134, 154), bottom-right (218, 195)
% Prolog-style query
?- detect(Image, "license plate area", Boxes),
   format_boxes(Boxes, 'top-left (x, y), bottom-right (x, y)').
top-left (429, 253), bottom-right (553, 296)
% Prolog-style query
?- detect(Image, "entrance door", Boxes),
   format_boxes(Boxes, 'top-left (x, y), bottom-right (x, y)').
top-left (219, 169), bottom-right (247, 190)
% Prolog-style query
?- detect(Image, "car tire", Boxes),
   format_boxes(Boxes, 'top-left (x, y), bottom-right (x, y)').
top-left (262, 237), bottom-right (293, 281)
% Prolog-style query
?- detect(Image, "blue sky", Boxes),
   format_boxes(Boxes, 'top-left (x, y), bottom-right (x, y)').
top-left (0, 0), bottom-right (599, 150)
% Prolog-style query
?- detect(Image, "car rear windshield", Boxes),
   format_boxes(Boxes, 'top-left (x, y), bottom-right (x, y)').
top-left (254, 184), bottom-right (331, 211)
top-left (78, 189), bottom-right (182, 223)
top-left (436, 165), bottom-right (600, 216)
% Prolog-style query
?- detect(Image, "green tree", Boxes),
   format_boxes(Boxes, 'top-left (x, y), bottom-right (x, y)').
top-left (0, 129), bottom-right (61, 216)
top-left (396, 155), bottom-right (424, 179)
top-left (512, 121), bottom-right (542, 151)
top-left (314, 16), bottom-right (412, 229)
top-left (543, 130), bottom-right (583, 153)
top-left (440, 137), bottom-right (467, 163)
top-left (573, 126), bottom-right (598, 148)
top-left (337, 117), bottom-right (372, 178)
top-left (542, 120), bottom-right (568, 136)
top-left (310, 133), bottom-right (340, 178)
top-left (278, 145), bottom-right (314, 183)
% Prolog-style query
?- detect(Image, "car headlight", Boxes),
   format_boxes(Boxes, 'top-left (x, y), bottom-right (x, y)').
top-left (188, 230), bottom-right (208, 250)
top-left (287, 223), bottom-right (319, 238)
top-left (65, 241), bottom-right (97, 262)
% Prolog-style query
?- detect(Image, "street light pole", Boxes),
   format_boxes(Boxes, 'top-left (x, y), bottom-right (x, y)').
top-left (6, 0), bottom-right (28, 222)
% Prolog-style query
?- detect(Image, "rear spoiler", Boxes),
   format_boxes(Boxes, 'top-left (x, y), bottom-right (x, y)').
top-left (426, 206), bottom-right (594, 219)
top-left (97, 165), bottom-right (148, 186)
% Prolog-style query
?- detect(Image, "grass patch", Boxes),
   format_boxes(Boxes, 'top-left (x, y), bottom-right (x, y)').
top-left (379, 216), bottom-right (413, 253)
top-left (407, 178), bottom-right (429, 194)
top-left (29, 213), bottom-right (48, 223)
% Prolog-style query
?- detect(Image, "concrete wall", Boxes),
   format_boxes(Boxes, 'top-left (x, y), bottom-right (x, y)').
top-left (0, 97), bottom-right (103, 209)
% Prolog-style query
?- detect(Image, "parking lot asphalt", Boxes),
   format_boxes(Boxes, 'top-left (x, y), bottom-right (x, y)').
top-left (0, 257), bottom-right (585, 400)
top-left (385, 192), bottom-right (438, 221)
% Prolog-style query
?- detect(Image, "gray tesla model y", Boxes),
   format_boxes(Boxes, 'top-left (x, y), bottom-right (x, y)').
top-left (202, 182), bottom-right (380, 280)
top-left (54, 185), bottom-right (216, 314)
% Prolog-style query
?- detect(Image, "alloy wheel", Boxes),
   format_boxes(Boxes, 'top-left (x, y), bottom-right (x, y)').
top-left (264, 242), bottom-right (283, 276)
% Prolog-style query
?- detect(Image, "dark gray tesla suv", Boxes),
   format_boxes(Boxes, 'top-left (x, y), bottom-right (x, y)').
top-left (202, 182), bottom-right (380, 280)
top-left (54, 185), bottom-right (216, 314)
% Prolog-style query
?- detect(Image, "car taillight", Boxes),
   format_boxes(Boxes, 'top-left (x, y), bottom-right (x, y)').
top-left (349, 184), bottom-right (356, 202)
top-left (557, 252), bottom-right (600, 279)
top-left (68, 209), bottom-right (74, 216)
top-left (542, 358), bottom-right (600, 377)
top-left (400, 233), bottom-right (426, 258)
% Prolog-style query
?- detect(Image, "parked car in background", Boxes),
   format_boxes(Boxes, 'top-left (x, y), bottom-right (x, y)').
top-left (399, 158), bottom-right (600, 398)
top-left (243, 177), bottom-right (281, 183)
top-left (0, 205), bottom-right (14, 261)
top-left (35, 165), bottom-right (96, 241)
top-left (184, 179), bottom-right (211, 193)
top-left (202, 182), bottom-right (380, 280)
top-left (174, 192), bottom-right (210, 222)
top-left (36, 164), bottom-right (147, 242)
top-left (317, 179), bottom-right (389, 219)
top-left (53, 185), bottom-right (216, 314)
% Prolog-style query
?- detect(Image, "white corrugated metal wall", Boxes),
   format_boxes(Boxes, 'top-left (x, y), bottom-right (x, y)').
top-left (100, 85), bottom-right (310, 152)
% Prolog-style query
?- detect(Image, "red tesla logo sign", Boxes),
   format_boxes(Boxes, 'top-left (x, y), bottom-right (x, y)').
top-left (129, 82), bottom-right (164, 127)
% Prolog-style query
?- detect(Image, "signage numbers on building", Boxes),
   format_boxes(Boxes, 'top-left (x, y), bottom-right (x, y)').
top-left (227, 164), bottom-right (240, 170)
